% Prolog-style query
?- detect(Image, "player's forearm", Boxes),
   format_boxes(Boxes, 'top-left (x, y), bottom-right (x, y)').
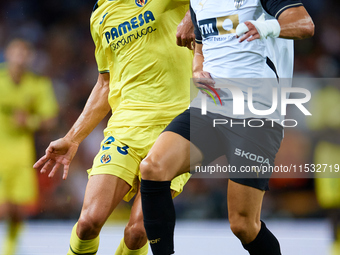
top-left (65, 73), bottom-right (111, 145)
top-left (278, 6), bottom-right (314, 40)
top-left (193, 44), bottom-right (204, 75)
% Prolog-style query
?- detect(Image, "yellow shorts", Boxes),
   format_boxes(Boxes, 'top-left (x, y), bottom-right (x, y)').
top-left (0, 165), bottom-right (38, 205)
top-left (88, 125), bottom-right (190, 202)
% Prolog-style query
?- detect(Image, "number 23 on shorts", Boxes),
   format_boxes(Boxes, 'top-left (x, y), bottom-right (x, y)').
top-left (102, 136), bottom-right (129, 155)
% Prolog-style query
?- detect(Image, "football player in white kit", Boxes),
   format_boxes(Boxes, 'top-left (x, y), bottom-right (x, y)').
top-left (140, 1), bottom-right (314, 254)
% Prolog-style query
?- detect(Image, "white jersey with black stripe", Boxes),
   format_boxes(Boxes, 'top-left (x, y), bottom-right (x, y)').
top-left (190, 0), bottom-right (301, 122)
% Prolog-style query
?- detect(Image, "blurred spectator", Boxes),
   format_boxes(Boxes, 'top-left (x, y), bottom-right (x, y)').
top-left (308, 83), bottom-right (340, 255)
top-left (0, 39), bottom-right (58, 255)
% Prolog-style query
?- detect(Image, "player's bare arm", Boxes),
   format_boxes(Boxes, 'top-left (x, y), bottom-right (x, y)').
top-left (33, 72), bottom-right (111, 180)
top-left (277, 6), bottom-right (315, 39)
top-left (192, 43), bottom-right (215, 91)
top-left (237, 6), bottom-right (314, 42)
top-left (64, 73), bottom-right (111, 145)
top-left (176, 10), bottom-right (195, 50)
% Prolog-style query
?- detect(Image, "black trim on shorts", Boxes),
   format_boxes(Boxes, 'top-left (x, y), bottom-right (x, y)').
top-left (163, 110), bottom-right (190, 141)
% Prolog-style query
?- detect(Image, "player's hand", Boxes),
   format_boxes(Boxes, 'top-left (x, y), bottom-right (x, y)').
top-left (33, 137), bottom-right (79, 180)
top-left (193, 71), bottom-right (218, 95)
top-left (236, 14), bottom-right (280, 42)
top-left (236, 21), bottom-right (261, 42)
top-left (176, 10), bottom-right (195, 50)
top-left (13, 110), bottom-right (29, 129)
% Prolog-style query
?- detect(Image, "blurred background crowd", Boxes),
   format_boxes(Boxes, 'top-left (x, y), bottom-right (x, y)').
top-left (0, 0), bottom-right (339, 226)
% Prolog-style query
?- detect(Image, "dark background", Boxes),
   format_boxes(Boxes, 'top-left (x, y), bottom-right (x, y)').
top-left (1, 0), bottom-right (340, 221)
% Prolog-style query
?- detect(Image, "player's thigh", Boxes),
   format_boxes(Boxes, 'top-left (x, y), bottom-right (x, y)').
top-left (141, 131), bottom-right (201, 181)
top-left (79, 174), bottom-right (131, 226)
top-left (227, 179), bottom-right (264, 221)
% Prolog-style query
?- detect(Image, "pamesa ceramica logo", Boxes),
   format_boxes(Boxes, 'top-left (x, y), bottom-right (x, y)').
top-left (136, 0), bottom-right (147, 7)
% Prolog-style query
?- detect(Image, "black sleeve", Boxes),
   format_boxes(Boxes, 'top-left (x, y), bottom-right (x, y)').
top-left (260, 0), bottom-right (303, 19)
top-left (92, 0), bottom-right (99, 13)
top-left (190, 5), bottom-right (202, 44)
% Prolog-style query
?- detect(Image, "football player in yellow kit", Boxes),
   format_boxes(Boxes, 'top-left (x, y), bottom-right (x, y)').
top-left (34, 0), bottom-right (194, 254)
top-left (0, 39), bottom-right (58, 255)
top-left (140, 1), bottom-right (314, 254)
top-left (308, 86), bottom-right (340, 255)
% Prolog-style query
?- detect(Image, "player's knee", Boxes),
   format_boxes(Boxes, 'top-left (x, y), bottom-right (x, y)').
top-left (77, 215), bottom-right (103, 239)
top-left (230, 220), bottom-right (248, 240)
top-left (229, 214), bottom-right (256, 241)
top-left (140, 156), bottom-right (167, 181)
top-left (124, 222), bottom-right (147, 249)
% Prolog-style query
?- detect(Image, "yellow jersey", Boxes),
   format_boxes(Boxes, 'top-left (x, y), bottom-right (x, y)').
top-left (307, 86), bottom-right (340, 208)
top-left (0, 64), bottom-right (58, 168)
top-left (90, 0), bottom-right (192, 130)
